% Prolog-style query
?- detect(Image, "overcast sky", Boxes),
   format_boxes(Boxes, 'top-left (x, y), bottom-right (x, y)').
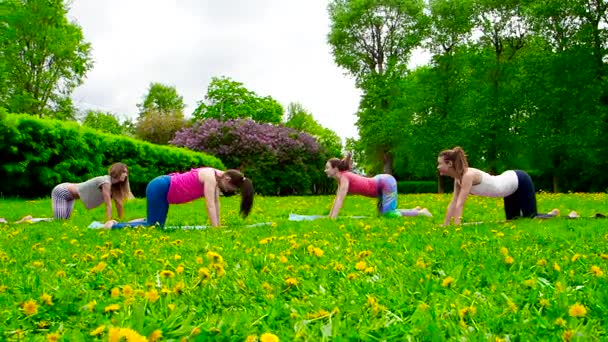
top-left (68, 0), bottom-right (429, 141)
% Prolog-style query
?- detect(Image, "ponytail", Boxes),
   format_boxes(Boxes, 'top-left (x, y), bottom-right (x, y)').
top-left (328, 152), bottom-right (353, 172)
top-left (439, 146), bottom-right (469, 179)
top-left (224, 169), bottom-right (255, 218)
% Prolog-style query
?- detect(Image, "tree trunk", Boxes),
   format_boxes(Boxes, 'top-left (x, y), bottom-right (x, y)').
top-left (552, 174), bottom-right (559, 193)
top-left (383, 151), bottom-right (392, 174)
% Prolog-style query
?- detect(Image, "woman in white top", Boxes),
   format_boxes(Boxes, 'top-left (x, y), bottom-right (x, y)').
top-left (437, 147), bottom-right (553, 225)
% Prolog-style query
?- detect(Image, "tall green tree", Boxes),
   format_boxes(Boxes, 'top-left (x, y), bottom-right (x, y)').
top-left (284, 102), bottom-right (343, 158)
top-left (0, 0), bottom-right (92, 117)
top-left (81, 110), bottom-right (123, 135)
top-left (135, 82), bottom-right (186, 144)
top-left (193, 76), bottom-right (283, 124)
top-left (137, 82), bottom-right (185, 118)
top-left (328, 0), bottom-right (427, 173)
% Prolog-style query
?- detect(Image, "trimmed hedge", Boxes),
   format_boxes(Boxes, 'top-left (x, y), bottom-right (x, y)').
top-left (397, 181), bottom-right (438, 194)
top-left (0, 114), bottom-right (224, 198)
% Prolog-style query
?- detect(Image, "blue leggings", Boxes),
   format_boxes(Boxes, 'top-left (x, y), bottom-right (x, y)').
top-left (111, 175), bottom-right (171, 229)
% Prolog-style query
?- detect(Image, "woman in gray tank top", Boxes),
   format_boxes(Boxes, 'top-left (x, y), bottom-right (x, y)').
top-left (51, 163), bottom-right (133, 221)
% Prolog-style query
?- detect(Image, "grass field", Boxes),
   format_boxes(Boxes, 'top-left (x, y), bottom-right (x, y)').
top-left (0, 193), bottom-right (607, 341)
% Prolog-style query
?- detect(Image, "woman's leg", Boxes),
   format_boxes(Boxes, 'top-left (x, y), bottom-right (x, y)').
top-left (51, 183), bottom-right (75, 219)
top-left (146, 175), bottom-right (171, 226)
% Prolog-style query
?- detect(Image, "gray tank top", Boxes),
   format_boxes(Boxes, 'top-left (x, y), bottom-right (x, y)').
top-left (76, 175), bottom-right (111, 209)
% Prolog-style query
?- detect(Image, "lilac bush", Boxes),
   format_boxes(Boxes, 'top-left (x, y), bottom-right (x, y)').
top-left (171, 119), bottom-right (332, 195)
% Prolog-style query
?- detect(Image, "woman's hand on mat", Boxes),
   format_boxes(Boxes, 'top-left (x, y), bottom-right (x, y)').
top-left (104, 220), bottom-right (118, 229)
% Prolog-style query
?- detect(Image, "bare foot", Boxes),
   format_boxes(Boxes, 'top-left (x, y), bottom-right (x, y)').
top-left (547, 208), bottom-right (560, 216)
top-left (418, 208), bottom-right (433, 217)
top-left (15, 215), bottom-right (33, 224)
top-left (413, 206), bottom-right (421, 211)
top-left (104, 220), bottom-right (118, 229)
top-left (568, 211), bottom-right (579, 218)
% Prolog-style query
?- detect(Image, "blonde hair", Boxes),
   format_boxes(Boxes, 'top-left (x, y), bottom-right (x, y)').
top-left (108, 163), bottom-right (133, 202)
top-left (439, 147), bottom-right (469, 180)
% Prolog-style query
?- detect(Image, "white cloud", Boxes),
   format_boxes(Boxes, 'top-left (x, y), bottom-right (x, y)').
top-left (68, 0), bottom-right (429, 141)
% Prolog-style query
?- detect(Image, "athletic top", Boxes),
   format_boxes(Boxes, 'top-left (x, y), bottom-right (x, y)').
top-left (167, 168), bottom-right (209, 204)
top-left (470, 170), bottom-right (518, 198)
top-left (76, 175), bottom-right (111, 209)
top-left (340, 171), bottom-right (378, 197)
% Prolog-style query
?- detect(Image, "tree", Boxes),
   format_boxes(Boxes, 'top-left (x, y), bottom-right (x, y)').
top-left (137, 82), bottom-right (185, 117)
top-left (81, 110), bottom-right (123, 135)
top-left (284, 102), bottom-right (343, 157)
top-left (327, 0), bottom-right (427, 173)
top-left (0, 0), bottom-right (92, 117)
top-left (192, 76), bottom-right (283, 124)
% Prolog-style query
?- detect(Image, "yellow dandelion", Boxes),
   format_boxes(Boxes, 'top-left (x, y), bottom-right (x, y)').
top-left (122, 285), bottom-right (134, 297)
top-left (90, 325), bottom-right (106, 336)
top-left (523, 279), bottom-right (536, 288)
top-left (418, 302), bottom-right (429, 310)
top-left (333, 262), bottom-right (345, 272)
top-left (347, 273), bottom-right (358, 280)
top-left (191, 327), bottom-right (201, 335)
top-left (313, 248), bottom-right (324, 257)
top-left (355, 261), bottom-right (367, 271)
top-left (174, 281), bottom-right (185, 294)
top-left (600, 253), bottom-right (608, 259)
top-left (56, 270), bottom-right (66, 277)
top-left (568, 303), bottom-right (587, 317)
top-left (415, 258), bottom-right (426, 268)
top-left (199, 267), bottom-right (211, 279)
top-left (554, 262), bottom-right (561, 272)
top-left (364, 266), bottom-right (375, 274)
top-left (441, 276), bottom-right (454, 287)
top-left (0, 285), bottom-right (7, 292)
top-left (279, 255), bottom-right (288, 263)
top-left (104, 304), bottom-right (120, 313)
top-left (504, 255), bottom-right (514, 264)
top-left (173, 254), bottom-right (181, 261)
top-left (149, 329), bottom-right (162, 342)
top-left (537, 259), bottom-right (546, 266)
top-left (285, 277), bottom-right (298, 286)
top-left (160, 270), bottom-right (175, 278)
top-left (90, 261), bottom-right (107, 274)
top-left (590, 265), bottom-right (604, 277)
top-left (40, 293), bottom-right (53, 306)
top-left (571, 254), bottom-right (581, 262)
top-left (22, 299), bottom-right (38, 316)
top-left (554, 317), bottom-right (566, 327)
top-left (32, 261), bottom-right (44, 267)
top-left (262, 282), bottom-right (273, 292)
top-left (539, 298), bottom-right (550, 307)
top-left (358, 250), bottom-right (372, 258)
top-left (506, 300), bottom-right (517, 313)
top-left (245, 335), bottom-right (258, 342)
top-left (145, 289), bottom-right (160, 302)
top-left (176, 265), bottom-right (184, 274)
top-left (207, 251), bottom-right (224, 264)
top-left (85, 300), bottom-right (97, 312)
top-left (499, 247), bottom-right (509, 255)
top-left (46, 332), bottom-right (60, 342)
top-left (564, 330), bottom-right (574, 341)
top-left (134, 249), bottom-right (144, 256)
top-left (260, 332), bottom-right (279, 342)
top-left (111, 287), bottom-right (120, 298)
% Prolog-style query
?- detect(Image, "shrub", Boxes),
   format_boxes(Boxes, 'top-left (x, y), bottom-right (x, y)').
top-left (0, 114), bottom-right (224, 197)
top-left (397, 181), bottom-right (438, 194)
top-left (171, 119), bottom-right (332, 195)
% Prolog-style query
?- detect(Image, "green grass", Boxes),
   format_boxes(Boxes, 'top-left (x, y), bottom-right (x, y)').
top-left (0, 193), bottom-right (607, 341)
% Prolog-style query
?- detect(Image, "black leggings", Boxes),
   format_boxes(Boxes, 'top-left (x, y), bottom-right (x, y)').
top-left (503, 170), bottom-right (539, 220)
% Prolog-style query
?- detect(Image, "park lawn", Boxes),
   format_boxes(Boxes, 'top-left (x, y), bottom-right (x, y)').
top-left (0, 193), bottom-right (607, 341)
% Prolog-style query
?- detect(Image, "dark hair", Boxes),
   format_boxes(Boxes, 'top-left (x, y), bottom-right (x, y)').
top-left (439, 147), bottom-right (469, 179)
top-left (328, 152), bottom-right (353, 172)
top-left (108, 162), bottom-right (133, 202)
top-left (224, 169), bottom-right (254, 218)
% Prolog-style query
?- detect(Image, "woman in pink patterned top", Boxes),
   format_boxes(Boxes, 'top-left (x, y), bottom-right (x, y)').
top-left (325, 153), bottom-right (431, 219)
top-left (107, 168), bottom-right (253, 228)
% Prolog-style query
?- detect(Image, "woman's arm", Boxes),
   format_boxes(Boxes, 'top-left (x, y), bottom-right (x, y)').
top-left (101, 183), bottom-right (113, 221)
top-left (329, 176), bottom-right (349, 219)
top-left (443, 180), bottom-right (460, 225)
top-left (450, 173), bottom-right (473, 225)
top-left (114, 199), bottom-right (124, 219)
top-left (200, 170), bottom-right (220, 227)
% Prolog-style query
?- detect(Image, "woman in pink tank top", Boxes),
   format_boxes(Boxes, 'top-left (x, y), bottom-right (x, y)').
top-left (325, 153), bottom-right (432, 219)
top-left (104, 168), bottom-right (254, 228)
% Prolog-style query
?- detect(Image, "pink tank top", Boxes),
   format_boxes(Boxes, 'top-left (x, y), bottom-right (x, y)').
top-left (340, 171), bottom-right (377, 197)
top-left (167, 168), bottom-right (211, 204)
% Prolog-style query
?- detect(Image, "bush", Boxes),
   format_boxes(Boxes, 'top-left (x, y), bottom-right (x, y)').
top-left (0, 114), bottom-right (224, 198)
top-left (397, 181), bottom-right (438, 194)
top-left (171, 119), bottom-right (332, 195)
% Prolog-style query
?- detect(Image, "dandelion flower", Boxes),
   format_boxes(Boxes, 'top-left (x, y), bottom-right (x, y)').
top-left (260, 332), bottom-right (279, 342)
top-left (500, 247), bottom-right (509, 255)
top-left (504, 255), bottom-right (514, 264)
top-left (56, 270), bottom-right (66, 277)
top-left (40, 293), bottom-right (53, 306)
top-left (199, 267), bottom-right (211, 279)
top-left (122, 285), bottom-right (134, 297)
top-left (539, 298), bottom-right (550, 307)
top-left (441, 276), bottom-right (454, 287)
top-left (355, 261), bottom-right (367, 271)
top-left (246, 335), bottom-right (257, 342)
top-left (568, 303), bottom-right (587, 317)
top-left (554, 317), bottom-right (566, 327)
top-left (111, 287), bottom-right (120, 298)
top-left (285, 277), bottom-right (298, 286)
top-left (176, 265), bottom-right (184, 274)
top-left (22, 299), bottom-right (38, 316)
top-left (160, 270), bottom-right (175, 278)
top-left (90, 325), bottom-right (106, 336)
top-left (149, 329), bottom-right (162, 342)
top-left (333, 263), bottom-right (345, 272)
top-left (554, 263), bottom-right (561, 272)
top-left (207, 251), bottom-right (224, 264)
top-left (145, 290), bottom-right (160, 302)
top-left (563, 330), bottom-right (574, 342)
top-left (104, 304), bottom-right (120, 313)
top-left (537, 259), bottom-right (547, 266)
top-left (590, 265), bottom-right (603, 277)
top-left (46, 332), bottom-right (60, 342)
